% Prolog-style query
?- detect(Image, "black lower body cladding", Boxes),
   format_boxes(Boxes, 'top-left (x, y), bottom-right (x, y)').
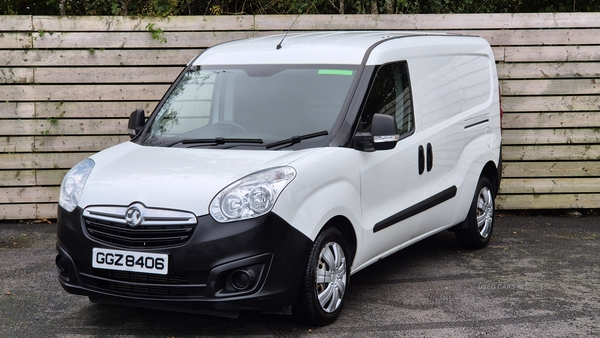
top-left (56, 206), bottom-right (312, 316)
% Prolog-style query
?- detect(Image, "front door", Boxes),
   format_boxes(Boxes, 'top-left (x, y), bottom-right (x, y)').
top-left (353, 62), bottom-right (427, 267)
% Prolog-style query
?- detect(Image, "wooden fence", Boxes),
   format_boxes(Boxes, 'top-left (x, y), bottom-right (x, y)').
top-left (1, 13), bottom-right (600, 220)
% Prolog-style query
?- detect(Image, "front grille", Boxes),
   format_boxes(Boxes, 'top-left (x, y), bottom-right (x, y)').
top-left (83, 205), bottom-right (197, 248)
top-left (82, 270), bottom-right (206, 298)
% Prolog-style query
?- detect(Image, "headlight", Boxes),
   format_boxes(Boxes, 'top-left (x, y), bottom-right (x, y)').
top-left (210, 167), bottom-right (296, 223)
top-left (59, 158), bottom-right (95, 212)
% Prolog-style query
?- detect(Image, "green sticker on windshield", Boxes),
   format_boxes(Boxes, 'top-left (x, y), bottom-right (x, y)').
top-left (318, 69), bottom-right (354, 76)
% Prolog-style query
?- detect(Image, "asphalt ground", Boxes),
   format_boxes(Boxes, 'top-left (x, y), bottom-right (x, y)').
top-left (1, 212), bottom-right (599, 337)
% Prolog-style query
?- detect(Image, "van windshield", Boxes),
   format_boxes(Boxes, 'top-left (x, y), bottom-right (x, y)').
top-left (141, 64), bottom-right (358, 149)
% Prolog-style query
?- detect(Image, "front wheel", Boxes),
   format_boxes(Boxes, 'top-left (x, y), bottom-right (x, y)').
top-left (455, 177), bottom-right (495, 249)
top-left (293, 227), bottom-right (349, 326)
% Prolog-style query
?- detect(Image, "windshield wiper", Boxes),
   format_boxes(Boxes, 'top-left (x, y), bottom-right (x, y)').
top-left (265, 131), bottom-right (329, 149)
top-left (167, 137), bottom-right (263, 147)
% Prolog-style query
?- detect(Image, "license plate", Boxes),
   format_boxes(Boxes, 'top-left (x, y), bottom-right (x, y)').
top-left (92, 248), bottom-right (168, 275)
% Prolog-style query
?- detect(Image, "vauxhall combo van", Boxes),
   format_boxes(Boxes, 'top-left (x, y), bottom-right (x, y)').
top-left (56, 31), bottom-right (502, 326)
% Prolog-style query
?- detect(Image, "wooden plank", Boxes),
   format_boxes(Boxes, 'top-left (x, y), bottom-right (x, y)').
top-left (0, 186), bottom-right (58, 203)
top-left (0, 170), bottom-right (36, 186)
top-left (32, 31), bottom-right (255, 49)
top-left (502, 161), bottom-right (600, 178)
top-left (491, 47), bottom-right (505, 62)
top-left (0, 84), bottom-right (169, 101)
top-left (0, 169), bottom-right (67, 187)
top-left (0, 102), bottom-right (35, 118)
top-left (254, 13), bottom-right (600, 30)
top-left (0, 32), bottom-right (32, 48)
top-left (497, 62), bottom-right (600, 80)
top-left (503, 145), bottom-right (600, 161)
top-left (0, 136), bottom-right (34, 152)
top-left (503, 112), bottom-right (600, 129)
top-left (36, 203), bottom-right (57, 219)
top-left (0, 49), bottom-right (200, 66)
top-left (29, 14), bottom-right (600, 32)
top-left (0, 202), bottom-right (57, 220)
top-left (0, 15), bottom-right (32, 31)
top-left (5, 135), bottom-right (128, 154)
top-left (0, 204), bottom-right (37, 220)
top-left (0, 67), bottom-right (34, 84)
top-left (36, 169), bottom-right (68, 185)
top-left (497, 193), bottom-right (600, 210)
top-left (33, 15), bottom-right (255, 32)
top-left (33, 67), bottom-right (182, 84)
top-left (34, 101), bottom-right (156, 118)
top-left (502, 129), bottom-right (600, 145)
top-left (505, 46), bottom-right (600, 62)
top-left (501, 79), bottom-right (600, 96)
top-left (500, 178), bottom-right (600, 194)
top-left (0, 119), bottom-right (129, 136)
top-left (502, 96), bottom-right (600, 112)
top-left (243, 14), bottom-right (415, 31)
top-left (428, 13), bottom-right (600, 29)
top-left (0, 152), bottom-right (95, 170)
top-left (452, 29), bottom-right (600, 47)
top-left (34, 135), bottom-right (129, 152)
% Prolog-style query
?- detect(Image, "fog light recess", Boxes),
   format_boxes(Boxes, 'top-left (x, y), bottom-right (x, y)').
top-left (229, 268), bottom-right (256, 291)
top-left (56, 255), bottom-right (69, 276)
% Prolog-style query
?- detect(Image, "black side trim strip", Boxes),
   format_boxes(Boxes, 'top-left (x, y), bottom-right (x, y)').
top-left (373, 186), bottom-right (458, 233)
top-left (465, 119), bottom-right (489, 129)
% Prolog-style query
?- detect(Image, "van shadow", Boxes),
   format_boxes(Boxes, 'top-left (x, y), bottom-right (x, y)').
top-left (350, 229), bottom-right (462, 286)
top-left (64, 301), bottom-right (302, 336)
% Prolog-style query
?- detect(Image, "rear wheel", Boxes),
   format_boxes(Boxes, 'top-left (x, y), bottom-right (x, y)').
top-left (455, 177), bottom-right (495, 249)
top-left (293, 227), bottom-right (349, 326)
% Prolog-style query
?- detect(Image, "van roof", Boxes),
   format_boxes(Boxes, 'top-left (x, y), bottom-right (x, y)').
top-left (194, 31), bottom-right (474, 66)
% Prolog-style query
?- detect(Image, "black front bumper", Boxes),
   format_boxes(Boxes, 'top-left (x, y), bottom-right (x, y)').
top-left (56, 206), bottom-right (312, 316)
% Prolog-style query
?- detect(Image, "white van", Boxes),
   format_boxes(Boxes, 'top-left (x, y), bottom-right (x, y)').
top-left (56, 31), bottom-right (502, 326)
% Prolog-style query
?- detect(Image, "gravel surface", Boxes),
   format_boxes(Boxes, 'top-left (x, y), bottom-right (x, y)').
top-left (1, 213), bottom-right (599, 337)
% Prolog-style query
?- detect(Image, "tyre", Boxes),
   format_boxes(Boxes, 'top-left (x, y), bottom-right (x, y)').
top-left (293, 227), bottom-right (349, 326)
top-left (455, 176), bottom-right (495, 249)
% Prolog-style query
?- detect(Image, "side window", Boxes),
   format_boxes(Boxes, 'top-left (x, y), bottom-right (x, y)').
top-left (359, 62), bottom-right (414, 137)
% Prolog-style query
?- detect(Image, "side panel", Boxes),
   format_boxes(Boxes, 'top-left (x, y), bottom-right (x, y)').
top-left (410, 49), bottom-right (498, 236)
top-left (454, 51), bottom-right (502, 222)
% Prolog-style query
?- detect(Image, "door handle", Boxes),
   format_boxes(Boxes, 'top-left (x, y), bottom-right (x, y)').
top-left (427, 143), bottom-right (433, 172)
top-left (418, 145), bottom-right (425, 175)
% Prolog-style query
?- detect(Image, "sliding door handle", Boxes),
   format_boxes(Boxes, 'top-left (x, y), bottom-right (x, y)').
top-left (427, 143), bottom-right (433, 172)
top-left (418, 145), bottom-right (425, 175)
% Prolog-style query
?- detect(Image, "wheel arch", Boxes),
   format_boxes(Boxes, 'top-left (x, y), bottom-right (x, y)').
top-left (292, 216), bottom-right (357, 325)
top-left (451, 160), bottom-right (499, 232)
top-left (320, 215), bottom-right (358, 266)
top-left (481, 160), bottom-right (500, 197)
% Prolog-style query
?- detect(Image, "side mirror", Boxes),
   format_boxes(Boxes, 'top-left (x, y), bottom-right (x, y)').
top-left (372, 113), bottom-right (400, 150)
top-left (354, 113), bottom-right (400, 151)
top-left (128, 109), bottom-right (145, 138)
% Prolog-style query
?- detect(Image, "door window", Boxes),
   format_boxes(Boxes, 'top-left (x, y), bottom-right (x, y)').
top-left (359, 62), bottom-right (414, 138)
